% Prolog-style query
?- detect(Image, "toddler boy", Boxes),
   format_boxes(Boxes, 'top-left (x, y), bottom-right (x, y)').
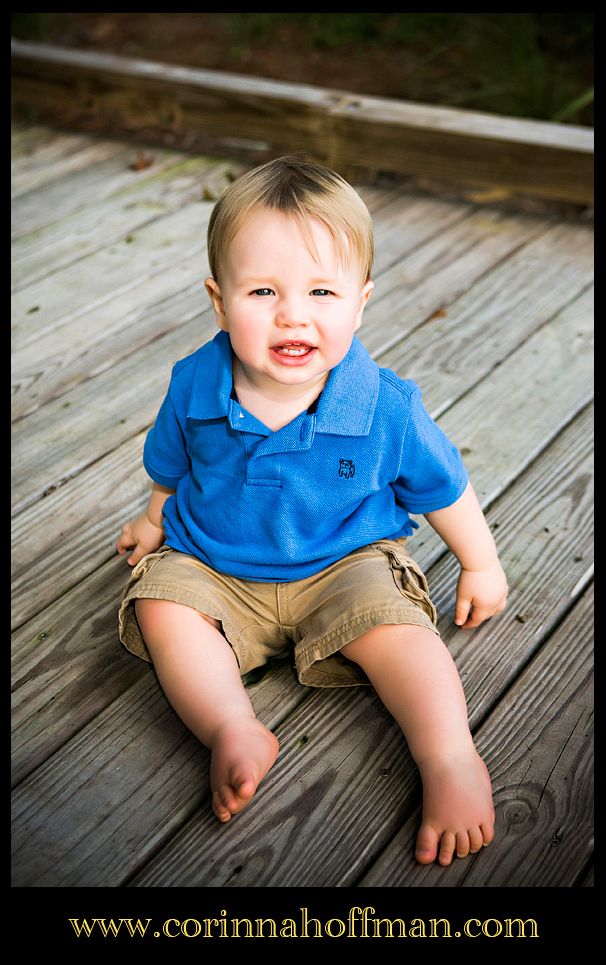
top-left (117, 156), bottom-right (508, 867)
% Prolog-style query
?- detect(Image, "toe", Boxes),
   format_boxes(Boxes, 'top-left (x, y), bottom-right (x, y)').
top-left (438, 831), bottom-right (457, 866)
top-left (481, 821), bottom-right (495, 847)
top-left (468, 826), bottom-right (485, 854)
top-left (456, 830), bottom-right (471, 859)
top-left (415, 824), bottom-right (439, 864)
top-left (233, 774), bottom-right (256, 806)
top-left (212, 790), bottom-right (232, 823)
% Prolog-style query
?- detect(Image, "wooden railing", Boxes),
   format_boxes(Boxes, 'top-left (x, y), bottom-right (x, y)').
top-left (11, 39), bottom-right (593, 205)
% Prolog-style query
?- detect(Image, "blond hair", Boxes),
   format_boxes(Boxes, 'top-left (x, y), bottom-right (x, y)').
top-left (207, 155), bottom-right (374, 284)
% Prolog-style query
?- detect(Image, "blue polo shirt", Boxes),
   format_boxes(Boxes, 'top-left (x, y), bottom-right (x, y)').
top-left (143, 331), bottom-right (468, 581)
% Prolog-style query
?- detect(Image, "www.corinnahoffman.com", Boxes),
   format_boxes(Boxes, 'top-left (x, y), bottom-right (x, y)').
top-left (68, 907), bottom-right (540, 940)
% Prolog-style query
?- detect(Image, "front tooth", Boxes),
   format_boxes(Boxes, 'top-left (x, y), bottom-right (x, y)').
top-left (278, 345), bottom-right (308, 355)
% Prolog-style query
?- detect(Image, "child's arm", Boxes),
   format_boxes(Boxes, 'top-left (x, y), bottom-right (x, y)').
top-left (116, 483), bottom-right (175, 567)
top-left (424, 481), bottom-right (508, 629)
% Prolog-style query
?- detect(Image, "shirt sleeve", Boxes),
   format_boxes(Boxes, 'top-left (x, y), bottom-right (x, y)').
top-left (143, 385), bottom-right (190, 489)
top-left (392, 383), bottom-right (468, 514)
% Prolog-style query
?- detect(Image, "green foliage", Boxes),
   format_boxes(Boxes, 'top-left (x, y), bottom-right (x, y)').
top-left (11, 13), bottom-right (63, 41)
top-left (223, 12), bottom-right (593, 124)
top-left (11, 12), bottom-right (593, 126)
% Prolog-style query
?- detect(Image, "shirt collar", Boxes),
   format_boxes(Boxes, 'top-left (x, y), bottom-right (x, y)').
top-left (314, 336), bottom-right (379, 436)
top-left (187, 331), bottom-right (379, 436)
top-left (187, 331), bottom-right (233, 420)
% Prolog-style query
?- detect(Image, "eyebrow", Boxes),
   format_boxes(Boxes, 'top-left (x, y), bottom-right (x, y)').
top-left (236, 275), bottom-right (341, 286)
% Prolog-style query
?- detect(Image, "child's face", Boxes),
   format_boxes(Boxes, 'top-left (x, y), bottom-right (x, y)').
top-left (205, 207), bottom-right (373, 397)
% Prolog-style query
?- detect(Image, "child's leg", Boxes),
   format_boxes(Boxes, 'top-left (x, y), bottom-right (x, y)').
top-left (341, 624), bottom-right (494, 866)
top-left (135, 599), bottom-right (279, 822)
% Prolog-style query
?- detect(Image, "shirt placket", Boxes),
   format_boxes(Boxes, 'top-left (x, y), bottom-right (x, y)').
top-left (228, 400), bottom-right (316, 488)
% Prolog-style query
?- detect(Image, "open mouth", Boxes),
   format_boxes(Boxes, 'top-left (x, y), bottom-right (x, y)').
top-left (272, 341), bottom-right (315, 357)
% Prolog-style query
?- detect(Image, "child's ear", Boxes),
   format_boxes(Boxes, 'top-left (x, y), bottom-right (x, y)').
top-left (354, 280), bottom-right (374, 331)
top-left (204, 277), bottom-right (227, 330)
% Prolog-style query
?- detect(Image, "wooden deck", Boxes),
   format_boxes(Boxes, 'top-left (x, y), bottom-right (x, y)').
top-left (11, 123), bottom-right (593, 891)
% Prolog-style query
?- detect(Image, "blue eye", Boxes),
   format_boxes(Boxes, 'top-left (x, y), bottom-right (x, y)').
top-left (252, 288), bottom-right (274, 296)
top-left (311, 289), bottom-right (332, 296)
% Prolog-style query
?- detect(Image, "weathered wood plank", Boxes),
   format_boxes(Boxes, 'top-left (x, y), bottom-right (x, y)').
top-left (9, 124), bottom-right (594, 891)
top-left (11, 555), bottom-right (148, 786)
top-left (12, 155), bottom-right (237, 290)
top-left (10, 278), bottom-right (593, 629)
top-left (11, 142), bottom-right (198, 239)
top-left (419, 403), bottom-right (593, 728)
top-left (11, 661), bottom-right (306, 886)
top-left (12, 432), bottom-right (147, 630)
top-left (10, 191), bottom-right (464, 421)
top-left (11, 384), bottom-right (592, 782)
top-left (11, 40), bottom-right (594, 204)
top-left (353, 207), bottom-right (555, 359)
top-left (126, 402), bottom-right (591, 887)
top-left (434, 284), bottom-right (593, 509)
top-left (11, 123), bottom-right (56, 152)
top-left (580, 864), bottom-right (594, 887)
top-left (358, 585), bottom-right (593, 887)
top-left (377, 221), bottom-right (593, 417)
top-left (11, 200), bottom-right (212, 354)
top-left (11, 404), bottom-right (592, 885)
top-left (11, 281), bottom-right (211, 423)
top-left (124, 405), bottom-right (593, 887)
top-left (11, 307), bottom-right (218, 519)
top-left (10, 175), bottom-right (394, 361)
top-left (11, 205), bottom-right (567, 515)
top-left (11, 547), bottom-right (297, 790)
top-left (11, 129), bottom-right (127, 198)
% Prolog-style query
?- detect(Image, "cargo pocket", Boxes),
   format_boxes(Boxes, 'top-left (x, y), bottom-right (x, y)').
top-left (129, 544), bottom-right (173, 581)
top-left (376, 540), bottom-right (438, 625)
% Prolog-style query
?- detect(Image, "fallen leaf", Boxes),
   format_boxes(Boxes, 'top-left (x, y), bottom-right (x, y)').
top-left (129, 154), bottom-right (155, 171)
top-left (465, 186), bottom-right (513, 204)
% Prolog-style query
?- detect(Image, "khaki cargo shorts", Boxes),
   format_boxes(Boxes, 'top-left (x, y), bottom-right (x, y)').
top-left (118, 537), bottom-right (439, 688)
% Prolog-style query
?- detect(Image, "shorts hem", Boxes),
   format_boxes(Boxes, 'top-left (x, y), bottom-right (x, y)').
top-left (118, 583), bottom-right (242, 665)
top-left (295, 605), bottom-right (439, 688)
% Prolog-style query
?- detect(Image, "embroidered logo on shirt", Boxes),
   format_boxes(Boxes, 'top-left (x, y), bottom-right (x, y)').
top-left (338, 459), bottom-right (356, 479)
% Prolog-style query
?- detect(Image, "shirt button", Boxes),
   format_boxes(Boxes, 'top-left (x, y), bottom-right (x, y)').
top-left (239, 412), bottom-right (244, 419)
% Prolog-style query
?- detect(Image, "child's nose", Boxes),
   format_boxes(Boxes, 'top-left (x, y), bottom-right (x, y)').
top-left (275, 298), bottom-right (310, 328)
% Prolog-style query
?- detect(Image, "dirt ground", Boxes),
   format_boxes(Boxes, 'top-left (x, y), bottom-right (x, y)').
top-left (12, 12), bottom-right (594, 123)
top-left (12, 13), bottom-right (593, 220)
top-left (13, 12), bottom-right (453, 102)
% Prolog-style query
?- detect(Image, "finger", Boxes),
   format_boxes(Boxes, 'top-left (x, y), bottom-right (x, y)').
top-left (126, 544), bottom-right (146, 567)
top-left (115, 535), bottom-right (134, 555)
top-left (454, 598), bottom-right (472, 626)
top-left (462, 605), bottom-right (494, 629)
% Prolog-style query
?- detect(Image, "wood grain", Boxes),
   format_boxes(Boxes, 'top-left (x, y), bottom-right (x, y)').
top-left (11, 405), bottom-right (592, 885)
top-left (359, 585), bottom-right (593, 887)
top-left (129, 410), bottom-right (593, 887)
top-left (10, 124), bottom-right (594, 889)
top-left (12, 40), bottom-right (594, 204)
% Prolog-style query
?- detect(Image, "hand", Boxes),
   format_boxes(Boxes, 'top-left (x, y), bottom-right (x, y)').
top-left (454, 561), bottom-right (508, 629)
top-left (115, 512), bottom-right (165, 566)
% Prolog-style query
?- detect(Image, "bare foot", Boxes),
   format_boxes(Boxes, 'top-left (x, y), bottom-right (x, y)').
top-left (415, 747), bottom-right (495, 866)
top-left (210, 717), bottom-right (279, 823)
